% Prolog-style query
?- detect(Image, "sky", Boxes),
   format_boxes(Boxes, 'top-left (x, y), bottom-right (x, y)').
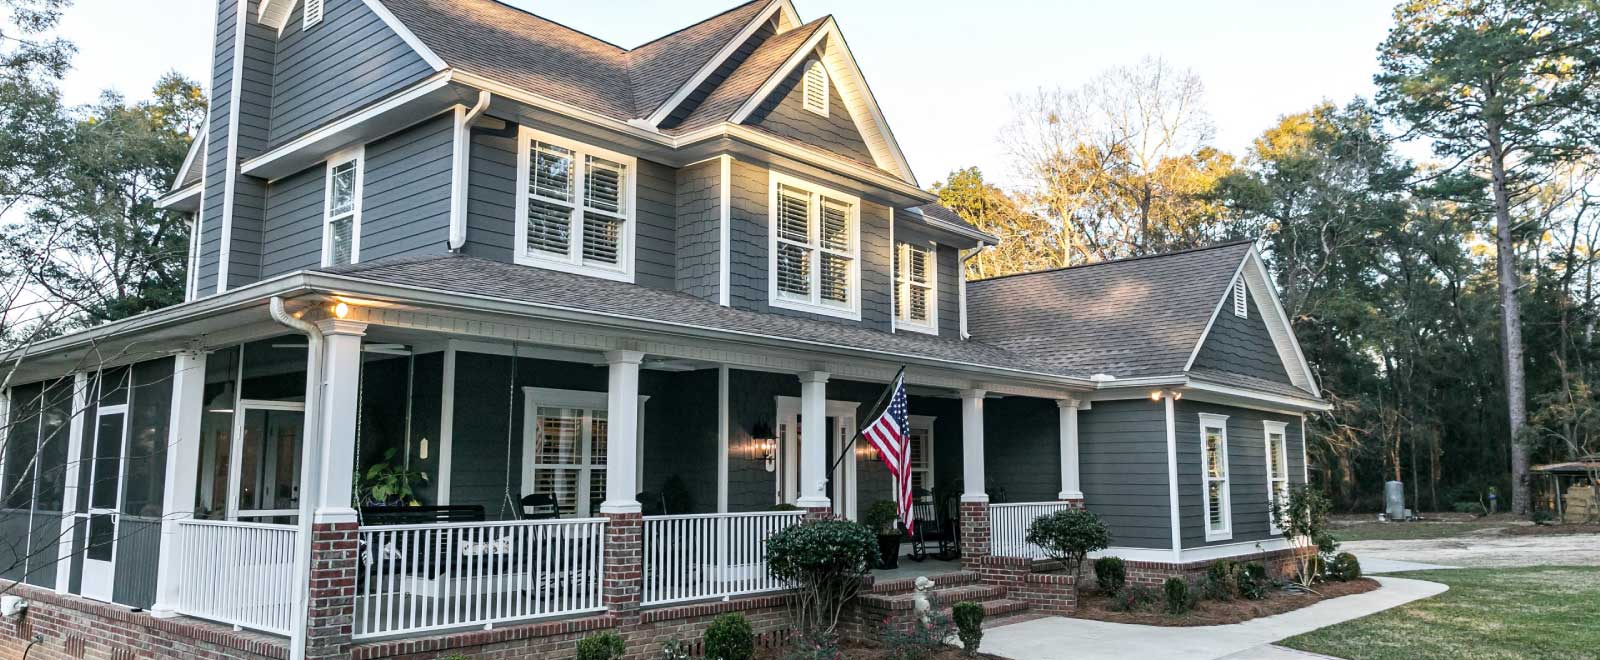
top-left (54, 0), bottom-right (1399, 188)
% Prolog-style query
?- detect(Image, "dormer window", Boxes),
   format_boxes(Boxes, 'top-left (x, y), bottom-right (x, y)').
top-left (802, 59), bottom-right (828, 116)
top-left (1233, 279), bottom-right (1248, 318)
top-left (514, 127), bottom-right (636, 282)
top-left (321, 148), bottom-right (362, 267)
top-left (769, 172), bottom-right (859, 320)
top-left (895, 241), bottom-right (937, 334)
top-left (304, 0), bottom-right (324, 29)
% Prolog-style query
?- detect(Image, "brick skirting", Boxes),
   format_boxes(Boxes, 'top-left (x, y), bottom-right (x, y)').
top-left (1115, 547), bottom-right (1302, 586)
top-left (0, 580), bottom-right (286, 660)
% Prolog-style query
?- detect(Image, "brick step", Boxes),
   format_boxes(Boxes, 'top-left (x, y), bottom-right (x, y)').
top-left (869, 571), bottom-right (981, 595)
top-left (859, 583), bottom-right (1008, 611)
top-left (977, 598), bottom-right (1029, 618)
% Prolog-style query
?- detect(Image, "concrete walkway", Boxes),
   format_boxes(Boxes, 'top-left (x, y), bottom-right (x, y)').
top-left (983, 577), bottom-right (1446, 660)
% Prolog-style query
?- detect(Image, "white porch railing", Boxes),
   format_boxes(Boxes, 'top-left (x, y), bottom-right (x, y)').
top-left (175, 519), bottom-right (299, 635)
top-left (353, 518), bottom-right (606, 639)
top-left (642, 510), bottom-right (804, 607)
top-left (989, 501), bottom-right (1074, 559)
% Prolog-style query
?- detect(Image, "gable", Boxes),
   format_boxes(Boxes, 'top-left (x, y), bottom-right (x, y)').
top-left (1189, 287), bottom-right (1293, 385)
top-left (661, 20), bottom-right (778, 128)
top-left (744, 53), bottom-right (876, 166)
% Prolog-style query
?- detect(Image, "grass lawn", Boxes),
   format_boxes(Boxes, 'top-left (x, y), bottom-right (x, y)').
top-left (1329, 520), bottom-right (1510, 542)
top-left (1280, 566), bottom-right (1600, 660)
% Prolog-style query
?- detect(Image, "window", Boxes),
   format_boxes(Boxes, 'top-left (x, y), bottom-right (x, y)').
top-left (304, 0), bottom-right (324, 29)
top-left (1199, 412), bottom-right (1231, 541)
top-left (322, 149), bottom-right (362, 267)
top-left (520, 388), bottom-right (646, 517)
top-left (1265, 421), bottom-right (1289, 534)
top-left (514, 127), bottom-right (636, 282)
top-left (905, 416), bottom-right (934, 495)
top-left (768, 172), bottom-right (860, 319)
top-left (803, 59), bottom-right (828, 116)
top-left (895, 242), bottom-right (937, 333)
top-left (1233, 279), bottom-right (1247, 318)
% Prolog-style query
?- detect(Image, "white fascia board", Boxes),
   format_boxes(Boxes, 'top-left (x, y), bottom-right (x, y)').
top-left (362, 0), bottom-right (447, 71)
top-left (155, 184), bottom-right (202, 211)
top-left (171, 134), bottom-right (205, 193)
top-left (644, 0), bottom-right (794, 127)
top-left (239, 73), bottom-right (455, 180)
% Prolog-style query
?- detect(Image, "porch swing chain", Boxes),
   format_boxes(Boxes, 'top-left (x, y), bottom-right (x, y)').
top-left (498, 343), bottom-right (520, 520)
top-left (352, 355), bottom-right (366, 525)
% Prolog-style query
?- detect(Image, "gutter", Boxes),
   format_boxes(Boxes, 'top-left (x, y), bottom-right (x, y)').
top-left (270, 297), bottom-right (323, 660)
top-left (448, 91), bottom-right (491, 251)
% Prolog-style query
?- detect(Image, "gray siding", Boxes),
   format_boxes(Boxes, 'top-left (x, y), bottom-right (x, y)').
top-left (195, 0), bottom-right (237, 294)
top-left (260, 164), bottom-right (325, 277)
top-left (937, 244), bottom-right (962, 338)
top-left (222, 0), bottom-right (276, 289)
top-left (662, 23), bottom-right (775, 128)
top-left (112, 516), bottom-right (162, 609)
top-left (984, 397), bottom-right (1062, 504)
top-left (1079, 399), bottom-right (1174, 549)
top-left (674, 160), bottom-right (722, 302)
top-left (267, 0), bottom-right (434, 146)
top-left (635, 160), bottom-right (678, 291)
top-left (1174, 400), bottom-right (1305, 548)
top-left (463, 127), bottom-right (518, 262)
top-left (359, 114), bottom-right (454, 261)
top-left (1192, 290), bottom-right (1293, 384)
top-left (747, 60), bottom-right (876, 166)
top-left (727, 160), bottom-right (894, 331)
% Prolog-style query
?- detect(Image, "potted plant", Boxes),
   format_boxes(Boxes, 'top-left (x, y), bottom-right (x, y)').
top-left (863, 499), bottom-right (903, 569)
top-left (358, 447), bottom-right (429, 506)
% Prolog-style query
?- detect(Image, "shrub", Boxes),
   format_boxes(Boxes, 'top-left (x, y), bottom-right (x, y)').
top-left (1272, 485), bottom-right (1338, 587)
top-left (1108, 585), bottom-right (1157, 612)
top-left (951, 601), bottom-right (984, 655)
top-left (575, 631), bottom-right (627, 660)
top-left (1163, 577), bottom-right (1195, 615)
top-left (1532, 509), bottom-right (1555, 525)
top-left (1094, 556), bottom-right (1127, 593)
top-left (1203, 560), bottom-right (1241, 601)
top-left (1024, 509), bottom-right (1111, 576)
top-left (864, 499), bottom-right (901, 535)
top-left (1452, 500), bottom-right (1486, 516)
top-left (704, 613), bottom-right (754, 660)
top-left (879, 611), bottom-right (954, 660)
top-left (1236, 562), bottom-right (1270, 600)
top-left (1328, 552), bottom-right (1362, 582)
top-left (766, 519), bottom-right (878, 635)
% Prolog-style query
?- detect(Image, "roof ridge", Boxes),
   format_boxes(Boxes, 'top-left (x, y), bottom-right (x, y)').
top-left (627, 0), bottom-right (770, 53)
top-left (471, 0), bottom-right (628, 52)
top-left (967, 240), bottom-right (1257, 285)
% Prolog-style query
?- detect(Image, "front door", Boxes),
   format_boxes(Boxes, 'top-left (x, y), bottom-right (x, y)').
top-left (81, 404), bottom-right (128, 602)
top-left (228, 401), bottom-right (306, 523)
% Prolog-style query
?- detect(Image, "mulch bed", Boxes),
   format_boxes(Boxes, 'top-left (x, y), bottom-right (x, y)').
top-left (1502, 523), bottom-right (1600, 536)
top-left (755, 640), bottom-right (1007, 659)
top-left (1071, 578), bottom-right (1380, 627)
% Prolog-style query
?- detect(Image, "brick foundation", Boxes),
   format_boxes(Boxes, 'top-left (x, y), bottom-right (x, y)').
top-left (1113, 547), bottom-right (1302, 587)
top-left (0, 580), bottom-right (285, 660)
top-left (307, 522), bottom-right (359, 660)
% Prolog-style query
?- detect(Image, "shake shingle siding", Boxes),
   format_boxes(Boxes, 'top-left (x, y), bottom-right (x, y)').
top-left (267, 0), bottom-right (435, 146)
top-left (937, 243), bottom-right (960, 338)
top-left (675, 160), bottom-right (722, 302)
top-left (359, 114), bottom-right (454, 262)
top-left (662, 22), bottom-right (776, 128)
top-left (1173, 400), bottom-right (1304, 548)
top-left (259, 164), bottom-right (324, 277)
top-left (1191, 291), bottom-right (1292, 385)
top-left (636, 159), bottom-right (678, 291)
top-left (747, 61), bottom-right (875, 166)
top-left (1078, 399), bottom-right (1174, 549)
top-left (983, 397), bottom-right (1061, 503)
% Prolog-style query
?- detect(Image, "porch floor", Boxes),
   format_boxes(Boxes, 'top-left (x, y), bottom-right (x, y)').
top-left (873, 545), bottom-right (964, 581)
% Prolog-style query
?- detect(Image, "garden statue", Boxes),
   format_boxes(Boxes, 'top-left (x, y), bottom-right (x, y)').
top-left (912, 576), bottom-right (935, 625)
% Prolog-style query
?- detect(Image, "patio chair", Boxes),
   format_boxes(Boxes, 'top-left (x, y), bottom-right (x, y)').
top-left (517, 494), bottom-right (559, 520)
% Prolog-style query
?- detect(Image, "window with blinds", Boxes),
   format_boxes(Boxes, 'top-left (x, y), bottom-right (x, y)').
top-left (1265, 421), bottom-right (1289, 533)
top-left (516, 129), bottom-right (635, 281)
top-left (1199, 413), bottom-right (1232, 541)
top-left (322, 152), bottom-right (361, 267)
top-left (770, 173), bottom-right (859, 318)
top-left (895, 242), bottom-right (936, 332)
top-left (803, 59), bottom-right (828, 116)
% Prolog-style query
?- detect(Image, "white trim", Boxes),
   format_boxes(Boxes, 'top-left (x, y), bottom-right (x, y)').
top-left (1163, 394), bottom-right (1181, 562)
top-left (519, 386), bottom-right (648, 518)
top-left (717, 365), bottom-right (730, 512)
top-left (958, 250), bottom-right (969, 339)
top-left (513, 125), bottom-right (639, 283)
top-left (1264, 420), bottom-right (1289, 535)
top-left (1198, 411), bottom-right (1233, 542)
top-left (893, 239), bottom-right (938, 335)
top-left (320, 146), bottom-right (364, 267)
top-left (766, 170), bottom-right (862, 321)
top-left (1182, 379), bottom-right (1330, 413)
top-left (1089, 537), bottom-right (1297, 564)
top-left (154, 183), bottom-right (201, 210)
top-left (216, 0), bottom-right (249, 294)
top-left (1300, 414), bottom-right (1309, 485)
top-left (903, 414), bottom-right (935, 500)
top-left (238, 73), bottom-right (452, 179)
top-left (171, 136), bottom-right (204, 194)
top-left (437, 344), bottom-right (455, 504)
top-left (185, 213), bottom-right (201, 301)
top-left (801, 59), bottom-right (829, 116)
top-left (774, 394), bottom-right (859, 515)
top-left (55, 372), bottom-right (88, 594)
top-left (718, 156), bottom-right (732, 306)
top-left (644, 0), bottom-right (797, 127)
top-left (360, 0), bottom-right (447, 71)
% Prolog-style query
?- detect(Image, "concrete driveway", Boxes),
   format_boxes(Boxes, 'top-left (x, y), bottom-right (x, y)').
top-left (982, 577), bottom-right (1446, 660)
top-left (1341, 531), bottom-right (1600, 569)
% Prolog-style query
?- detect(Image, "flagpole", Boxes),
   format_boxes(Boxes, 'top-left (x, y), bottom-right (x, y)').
top-left (826, 366), bottom-right (905, 479)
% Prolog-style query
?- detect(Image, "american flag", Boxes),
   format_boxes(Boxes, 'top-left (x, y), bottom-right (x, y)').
top-left (862, 371), bottom-right (914, 533)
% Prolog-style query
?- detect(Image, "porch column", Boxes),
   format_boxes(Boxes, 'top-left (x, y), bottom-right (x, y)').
top-left (1057, 398), bottom-right (1084, 501)
top-left (150, 351), bottom-right (207, 617)
top-left (959, 389), bottom-right (990, 566)
top-left (305, 319), bottom-right (365, 660)
top-left (797, 371), bottom-right (831, 513)
top-left (55, 372), bottom-right (89, 594)
top-left (601, 350), bottom-right (644, 617)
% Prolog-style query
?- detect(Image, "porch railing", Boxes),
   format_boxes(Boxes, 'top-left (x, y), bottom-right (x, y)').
top-left (354, 518), bottom-right (607, 639)
top-left (175, 519), bottom-right (299, 635)
top-left (989, 501), bottom-right (1075, 559)
top-left (641, 510), bottom-right (805, 607)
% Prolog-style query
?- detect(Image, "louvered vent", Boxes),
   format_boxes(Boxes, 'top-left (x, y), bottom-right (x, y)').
top-left (803, 59), bottom-right (828, 116)
top-left (304, 0), bottom-right (324, 28)
top-left (1233, 279), bottom-right (1248, 318)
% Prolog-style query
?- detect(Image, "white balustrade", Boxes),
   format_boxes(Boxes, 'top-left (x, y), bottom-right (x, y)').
top-left (354, 518), bottom-right (607, 639)
top-left (989, 501), bottom-right (1075, 559)
top-left (641, 511), bottom-right (804, 607)
top-left (175, 520), bottom-right (298, 635)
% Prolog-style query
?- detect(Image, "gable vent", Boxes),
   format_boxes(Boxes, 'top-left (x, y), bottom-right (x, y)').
top-left (304, 0), bottom-right (324, 29)
top-left (1233, 279), bottom-right (1247, 318)
top-left (802, 59), bottom-right (828, 116)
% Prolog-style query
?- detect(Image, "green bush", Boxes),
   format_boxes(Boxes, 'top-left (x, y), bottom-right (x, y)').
top-left (1024, 509), bottom-right (1111, 576)
top-left (1532, 509), bottom-right (1555, 525)
top-left (1237, 562), bottom-right (1270, 600)
top-left (1094, 556), bottom-right (1127, 593)
top-left (766, 519), bottom-right (877, 635)
top-left (951, 601), bottom-right (984, 655)
top-left (1203, 559), bottom-right (1241, 601)
top-left (1163, 577), bottom-right (1195, 615)
top-left (863, 499), bottom-right (901, 535)
top-left (703, 613), bottom-right (754, 660)
top-left (575, 631), bottom-right (626, 660)
top-left (1452, 500), bottom-right (1486, 516)
top-left (878, 611), bottom-right (953, 660)
top-left (1108, 585), bottom-right (1157, 612)
top-left (1328, 552), bottom-right (1362, 582)
top-left (1272, 485), bottom-right (1338, 587)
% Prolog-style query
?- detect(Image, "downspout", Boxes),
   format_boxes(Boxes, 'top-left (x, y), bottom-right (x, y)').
top-left (448, 91), bottom-right (492, 251)
top-left (959, 244), bottom-right (988, 340)
top-left (271, 296), bottom-right (323, 660)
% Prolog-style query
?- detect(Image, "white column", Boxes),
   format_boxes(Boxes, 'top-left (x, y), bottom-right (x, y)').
top-left (960, 389), bottom-right (987, 503)
top-left (152, 352), bottom-right (208, 616)
top-left (55, 372), bottom-right (88, 594)
top-left (796, 371), bottom-right (831, 509)
top-left (1057, 398), bottom-right (1083, 500)
top-left (314, 319), bottom-right (366, 524)
top-left (716, 365), bottom-right (729, 513)
top-left (600, 350), bottom-right (643, 514)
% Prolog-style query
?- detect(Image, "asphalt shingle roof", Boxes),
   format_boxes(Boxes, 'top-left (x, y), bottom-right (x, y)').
top-left (965, 241), bottom-right (1255, 380)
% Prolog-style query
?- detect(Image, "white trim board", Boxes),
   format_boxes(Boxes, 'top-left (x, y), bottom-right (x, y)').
top-left (1088, 537), bottom-right (1298, 564)
top-left (1184, 247), bottom-right (1320, 397)
top-left (361, 0), bottom-right (447, 71)
top-left (643, 0), bottom-right (800, 127)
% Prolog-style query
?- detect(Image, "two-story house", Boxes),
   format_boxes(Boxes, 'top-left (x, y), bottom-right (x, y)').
top-left (0, 1), bottom-right (1327, 659)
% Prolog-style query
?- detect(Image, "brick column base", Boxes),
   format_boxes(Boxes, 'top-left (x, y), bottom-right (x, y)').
top-left (958, 501), bottom-right (990, 570)
top-left (602, 512), bottom-right (643, 620)
top-left (802, 506), bottom-right (834, 521)
top-left (306, 522), bottom-right (358, 660)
